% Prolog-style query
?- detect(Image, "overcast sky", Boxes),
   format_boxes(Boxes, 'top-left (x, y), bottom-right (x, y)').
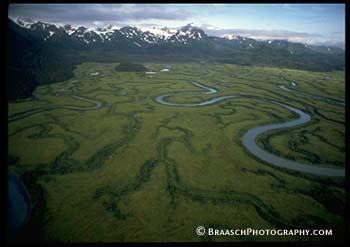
top-left (8, 4), bottom-right (345, 47)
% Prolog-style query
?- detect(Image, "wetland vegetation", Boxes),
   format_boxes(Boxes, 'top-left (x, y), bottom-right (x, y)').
top-left (8, 62), bottom-right (345, 242)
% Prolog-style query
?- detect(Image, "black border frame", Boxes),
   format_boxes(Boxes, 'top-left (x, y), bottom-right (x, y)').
top-left (2, 0), bottom-right (348, 246)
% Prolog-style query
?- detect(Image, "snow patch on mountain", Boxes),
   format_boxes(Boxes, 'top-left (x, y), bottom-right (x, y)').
top-left (137, 25), bottom-right (176, 39)
top-left (15, 18), bottom-right (34, 29)
top-left (12, 19), bottom-right (343, 50)
top-left (223, 34), bottom-right (238, 40)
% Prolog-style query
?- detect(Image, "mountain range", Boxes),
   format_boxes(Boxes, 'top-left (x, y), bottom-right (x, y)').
top-left (7, 18), bottom-right (345, 100)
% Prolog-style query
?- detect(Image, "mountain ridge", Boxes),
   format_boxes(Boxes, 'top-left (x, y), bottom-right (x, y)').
top-left (13, 18), bottom-right (344, 51)
top-left (7, 18), bottom-right (345, 100)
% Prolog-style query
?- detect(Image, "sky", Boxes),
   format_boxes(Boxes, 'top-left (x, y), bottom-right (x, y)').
top-left (8, 4), bottom-right (345, 48)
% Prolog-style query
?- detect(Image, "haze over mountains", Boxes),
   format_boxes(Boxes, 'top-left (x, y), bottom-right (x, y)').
top-left (7, 18), bottom-right (345, 100)
top-left (14, 18), bottom-right (344, 50)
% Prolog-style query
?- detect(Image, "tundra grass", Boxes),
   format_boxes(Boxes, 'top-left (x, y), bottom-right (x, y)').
top-left (8, 62), bottom-right (345, 242)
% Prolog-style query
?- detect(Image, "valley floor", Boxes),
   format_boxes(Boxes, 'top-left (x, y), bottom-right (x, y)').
top-left (8, 62), bottom-right (345, 242)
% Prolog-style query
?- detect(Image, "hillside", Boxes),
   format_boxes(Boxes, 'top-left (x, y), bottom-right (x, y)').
top-left (6, 18), bottom-right (345, 100)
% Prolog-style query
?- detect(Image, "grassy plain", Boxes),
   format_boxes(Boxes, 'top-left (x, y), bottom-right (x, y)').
top-left (8, 62), bottom-right (345, 242)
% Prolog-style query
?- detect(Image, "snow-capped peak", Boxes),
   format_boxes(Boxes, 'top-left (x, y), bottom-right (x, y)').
top-left (64, 24), bottom-right (76, 35)
top-left (136, 25), bottom-right (176, 39)
top-left (171, 23), bottom-right (206, 42)
top-left (104, 24), bottom-right (120, 31)
top-left (180, 23), bottom-right (195, 31)
top-left (223, 34), bottom-right (238, 40)
top-left (119, 26), bottom-right (143, 39)
top-left (30, 21), bottom-right (55, 31)
top-left (15, 17), bottom-right (35, 29)
top-left (92, 25), bottom-right (120, 41)
top-left (222, 34), bottom-right (250, 42)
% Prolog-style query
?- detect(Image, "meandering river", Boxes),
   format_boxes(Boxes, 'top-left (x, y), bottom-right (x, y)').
top-left (277, 84), bottom-right (345, 107)
top-left (8, 95), bottom-right (103, 235)
top-left (154, 80), bottom-right (345, 177)
top-left (7, 78), bottom-right (345, 235)
top-left (8, 95), bottom-right (102, 123)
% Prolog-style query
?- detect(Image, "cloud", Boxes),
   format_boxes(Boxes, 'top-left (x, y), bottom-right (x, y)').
top-left (282, 4), bottom-right (296, 11)
top-left (310, 4), bottom-right (323, 11)
top-left (9, 4), bottom-right (191, 26)
top-left (200, 25), bottom-right (320, 40)
top-left (198, 24), bottom-right (344, 48)
top-left (8, 4), bottom-right (344, 48)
